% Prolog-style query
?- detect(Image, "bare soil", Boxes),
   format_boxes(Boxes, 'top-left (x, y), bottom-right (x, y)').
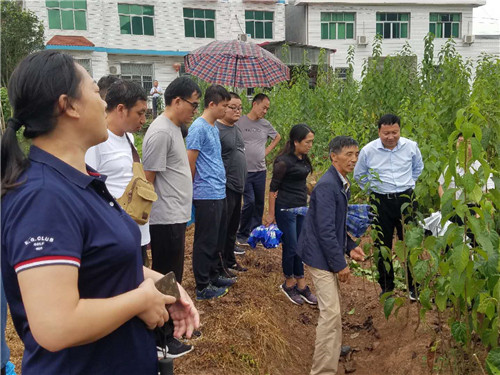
top-left (6, 225), bottom-right (486, 374)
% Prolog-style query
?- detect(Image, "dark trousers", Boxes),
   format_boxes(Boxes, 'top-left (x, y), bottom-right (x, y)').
top-left (150, 223), bottom-right (187, 283)
top-left (371, 190), bottom-right (416, 292)
top-left (140, 244), bottom-right (149, 267)
top-left (152, 96), bottom-right (158, 118)
top-left (275, 206), bottom-right (305, 278)
top-left (218, 188), bottom-right (240, 269)
top-left (192, 199), bottom-right (226, 290)
top-left (238, 170), bottom-right (266, 240)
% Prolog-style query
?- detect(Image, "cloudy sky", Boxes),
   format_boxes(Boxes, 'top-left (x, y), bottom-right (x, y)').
top-left (473, 0), bottom-right (500, 34)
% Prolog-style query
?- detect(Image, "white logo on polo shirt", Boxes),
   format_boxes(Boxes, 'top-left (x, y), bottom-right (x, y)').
top-left (24, 236), bottom-right (55, 251)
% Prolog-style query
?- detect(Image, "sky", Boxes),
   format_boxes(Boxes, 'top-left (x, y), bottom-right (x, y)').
top-left (473, 0), bottom-right (500, 34)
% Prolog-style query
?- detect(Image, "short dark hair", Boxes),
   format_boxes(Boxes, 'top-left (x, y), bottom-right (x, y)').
top-left (105, 80), bottom-right (147, 111)
top-left (252, 93), bottom-right (269, 105)
top-left (329, 136), bottom-right (358, 155)
top-left (164, 77), bottom-right (202, 106)
top-left (378, 114), bottom-right (400, 129)
top-left (229, 92), bottom-right (241, 100)
top-left (97, 75), bottom-right (119, 99)
top-left (204, 85), bottom-right (230, 108)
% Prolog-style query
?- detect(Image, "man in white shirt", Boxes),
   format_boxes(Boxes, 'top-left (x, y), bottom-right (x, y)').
top-left (85, 79), bottom-right (149, 265)
top-left (150, 80), bottom-right (163, 119)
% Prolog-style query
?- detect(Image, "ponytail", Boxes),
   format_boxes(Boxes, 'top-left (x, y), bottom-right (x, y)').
top-left (1, 118), bottom-right (30, 197)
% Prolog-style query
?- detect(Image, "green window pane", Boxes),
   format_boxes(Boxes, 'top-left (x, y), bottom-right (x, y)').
top-left (74, 10), bottom-right (86, 30)
top-left (46, 1), bottom-right (59, 7)
top-left (346, 22), bottom-right (354, 38)
top-left (194, 9), bottom-right (204, 18)
top-left (442, 14), bottom-right (450, 22)
top-left (264, 11), bottom-right (273, 20)
top-left (429, 23), bottom-right (436, 35)
top-left (376, 23), bottom-right (383, 36)
top-left (444, 22), bottom-right (451, 38)
top-left (206, 9), bottom-right (215, 19)
top-left (143, 6), bottom-right (154, 16)
top-left (246, 21), bottom-right (254, 36)
top-left (183, 8), bottom-right (193, 18)
top-left (255, 11), bottom-right (264, 20)
top-left (184, 19), bottom-right (194, 37)
top-left (401, 23), bottom-right (408, 38)
top-left (206, 20), bottom-right (215, 38)
top-left (376, 13), bottom-right (383, 21)
top-left (132, 16), bottom-right (143, 34)
top-left (195, 20), bottom-right (205, 37)
top-left (453, 13), bottom-right (461, 22)
top-left (264, 21), bottom-right (272, 38)
top-left (321, 23), bottom-right (328, 39)
top-left (143, 17), bottom-right (154, 35)
top-left (74, 0), bottom-right (86, 10)
top-left (430, 13), bottom-right (437, 22)
top-left (387, 13), bottom-right (397, 21)
top-left (344, 13), bottom-right (355, 22)
top-left (255, 21), bottom-right (264, 38)
top-left (331, 13), bottom-right (339, 21)
top-left (321, 13), bottom-right (330, 22)
top-left (400, 13), bottom-right (409, 21)
top-left (384, 23), bottom-right (391, 38)
top-left (130, 5), bottom-right (142, 15)
top-left (120, 15), bottom-right (131, 34)
top-left (329, 23), bottom-right (336, 39)
top-left (60, 0), bottom-right (73, 9)
top-left (245, 10), bottom-right (253, 19)
top-left (452, 23), bottom-right (459, 37)
top-left (392, 22), bottom-right (400, 38)
top-left (436, 23), bottom-right (442, 37)
top-left (48, 9), bottom-right (61, 29)
top-left (61, 10), bottom-right (74, 29)
top-left (338, 22), bottom-right (345, 39)
top-left (118, 4), bottom-right (129, 14)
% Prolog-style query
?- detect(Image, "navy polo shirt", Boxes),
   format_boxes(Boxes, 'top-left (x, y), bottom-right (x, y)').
top-left (1, 146), bottom-right (156, 375)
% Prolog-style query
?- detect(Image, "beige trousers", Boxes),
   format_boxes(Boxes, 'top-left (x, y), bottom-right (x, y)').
top-left (309, 266), bottom-right (342, 375)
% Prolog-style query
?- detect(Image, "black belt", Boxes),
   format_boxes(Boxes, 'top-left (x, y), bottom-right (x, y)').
top-left (373, 188), bottom-right (413, 200)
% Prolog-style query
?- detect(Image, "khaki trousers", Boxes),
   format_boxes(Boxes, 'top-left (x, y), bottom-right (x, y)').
top-left (309, 266), bottom-right (342, 375)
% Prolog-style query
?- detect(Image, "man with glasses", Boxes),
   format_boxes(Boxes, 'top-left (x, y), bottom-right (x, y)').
top-left (215, 92), bottom-right (248, 274)
top-left (142, 77), bottom-right (201, 357)
top-left (236, 93), bottom-right (281, 246)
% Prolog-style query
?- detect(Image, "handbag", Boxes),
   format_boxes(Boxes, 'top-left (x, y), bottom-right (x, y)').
top-left (116, 134), bottom-right (158, 225)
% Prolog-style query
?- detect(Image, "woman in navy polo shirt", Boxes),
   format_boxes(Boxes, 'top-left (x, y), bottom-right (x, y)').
top-left (1, 51), bottom-right (199, 375)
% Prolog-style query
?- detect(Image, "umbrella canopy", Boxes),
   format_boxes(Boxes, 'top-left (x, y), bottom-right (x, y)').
top-left (184, 39), bottom-right (290, 88)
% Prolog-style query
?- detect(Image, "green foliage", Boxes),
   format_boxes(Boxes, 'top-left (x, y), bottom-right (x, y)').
top-left (1, 0), bottom-right (45, 86)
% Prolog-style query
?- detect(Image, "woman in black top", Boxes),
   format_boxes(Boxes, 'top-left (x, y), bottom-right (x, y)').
top-left (265, 124), bottom-right (317, 306)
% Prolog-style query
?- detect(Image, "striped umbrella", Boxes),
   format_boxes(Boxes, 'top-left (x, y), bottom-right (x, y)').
top-left (184, 39), bottom-right (290, 88)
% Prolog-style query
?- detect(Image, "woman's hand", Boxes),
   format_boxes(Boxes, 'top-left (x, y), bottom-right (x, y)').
top-left (167, 284), bottom-right (200, 339)
top-left (264, 213), bottom-right (275, 227)
top-left (137, 278), bottom-right (175, 330)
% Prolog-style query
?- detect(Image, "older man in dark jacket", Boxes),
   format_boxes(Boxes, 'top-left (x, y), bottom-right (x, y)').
top-left (297, 136), bottom-right (364, 375)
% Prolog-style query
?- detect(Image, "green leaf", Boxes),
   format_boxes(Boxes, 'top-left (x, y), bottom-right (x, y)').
top-left (405, 226), bottom-right (424, 249)
top-left (486, 348), bottom-right (500, 375)
top-left (450, 270), bottom-right (466, 297)
top-left (451, 244), bottom-right (470, 273)
top-left (420, 288), bottom-right (433, 310)
top-left (384, 297), bottom-right (395, 320)
top-left (435, 292), bottom-right (448, 311)
top-left (451, 321), bottom-right (467, 344)
top-left (348, 308), bottom-right (355, 315)
top-left (470, 185), bottom-right (483, 204)
top-left (394, 240), bottom-right (406, 261)
top-left (413, 260), bottom-right (428, 283)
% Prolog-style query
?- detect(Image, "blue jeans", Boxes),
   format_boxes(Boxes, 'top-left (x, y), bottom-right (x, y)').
top-left (238, 171), bottom-right (266, 240)
top-left (275, 206), bottom-right (305, 279)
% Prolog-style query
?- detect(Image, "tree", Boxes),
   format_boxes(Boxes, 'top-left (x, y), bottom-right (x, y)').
top-left (1, 0), bottom-right (45, 87)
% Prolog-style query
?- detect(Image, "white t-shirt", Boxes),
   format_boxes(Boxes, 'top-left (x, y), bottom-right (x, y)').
top-left (438, 160), bottom-right (495, 199)
top-left (86, 130), bottom-right (150, 246)
top-left (150, 86), bottom-right (163, 98)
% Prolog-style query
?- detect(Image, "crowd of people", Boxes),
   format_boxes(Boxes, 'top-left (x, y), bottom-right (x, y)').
top-left (1, 50), bottom-right (493, 375)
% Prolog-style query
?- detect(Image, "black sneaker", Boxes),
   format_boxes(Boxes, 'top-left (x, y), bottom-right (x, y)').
top-left (164, 337), bottom-right (193, 359)
top-left (229, 262), bottom-right (248, 272)
top-left (234, 246), bottom-right (246, 255)
top-left (236, 237), bottom-right (250, 247)
top-left (213, 275), bottom-right (237, 288)
top-left (409, 289), bottom-right (418, 302)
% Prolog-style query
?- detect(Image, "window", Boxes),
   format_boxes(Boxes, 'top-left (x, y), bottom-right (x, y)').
top-left (376, 13), bottom-right (409, 39)
top-left (321, 12), bottom-right (355, 40)
top-left (46, 0), bottom-right (87, 30)
top-left (75, 58), bottom-right (92, 76)
top-left (183, 8), bottom-right (215, 38)
top-left (429, 13), bottom-right (461, 38)
top-left (245, 10), bottom-right (273, 39)
top-left (120, 64), bottom-right (153, 92)
top-left (335, 67), bottom-right (348, 80)
top-left (118, 4), bottom-right (154, 36)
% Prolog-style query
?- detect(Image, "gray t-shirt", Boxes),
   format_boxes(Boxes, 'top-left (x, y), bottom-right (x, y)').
top-left (142, 115), bottom-right (192, 225)
top-left (215, 120), bottom-right (247, 193)
top-left (236, 115), bottom-right (278, 172)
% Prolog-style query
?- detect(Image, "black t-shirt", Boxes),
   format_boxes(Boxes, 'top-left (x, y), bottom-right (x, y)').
top-left (270, 153), bottom-right (311, 208)
top-left (215, 121), bottom-right (247, 193)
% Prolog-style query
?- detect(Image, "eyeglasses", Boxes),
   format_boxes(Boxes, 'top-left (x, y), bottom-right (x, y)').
top-left (227, 106), bottom-right (243, 111)
top-left (180, 98), bottom-right (199, 110)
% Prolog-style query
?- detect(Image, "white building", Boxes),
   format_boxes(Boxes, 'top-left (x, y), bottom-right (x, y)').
top-left (286, 0), bottom-right (500, 80)
top-left (24, 0), bottom-right (287, 91)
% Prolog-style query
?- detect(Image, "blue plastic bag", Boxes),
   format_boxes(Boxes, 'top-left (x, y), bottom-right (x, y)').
top-left (248, 224), bottom-right (283, 249)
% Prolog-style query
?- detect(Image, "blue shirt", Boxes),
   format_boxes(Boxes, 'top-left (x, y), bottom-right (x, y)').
top-left (353, 137), bottom-right (424, 194)
top-left (186, 117), bottom-right (226, 200)
top-left (1, 146), bottom-right (156, 375)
